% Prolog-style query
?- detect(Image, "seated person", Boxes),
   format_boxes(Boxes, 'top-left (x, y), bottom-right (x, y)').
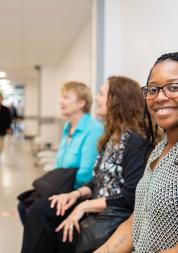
top-left (94, 52), bottom-right (178, 253)
top-left (18, 81), bottom-right (103, 225)
top-left (20, 76), bottom-right (151, 253)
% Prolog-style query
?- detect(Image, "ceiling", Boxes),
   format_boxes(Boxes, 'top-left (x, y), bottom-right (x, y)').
top-left (0, 0), bottom-right (92, 85)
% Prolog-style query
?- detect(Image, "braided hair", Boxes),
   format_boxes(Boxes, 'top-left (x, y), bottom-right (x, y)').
top-left (144, 52), bottom-right (178, 146)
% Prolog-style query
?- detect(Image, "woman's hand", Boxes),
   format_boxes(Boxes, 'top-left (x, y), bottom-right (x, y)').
top-left (55, 201), bottom-right (88, 242)
top-left (49, 191), bottom-right (80, 216)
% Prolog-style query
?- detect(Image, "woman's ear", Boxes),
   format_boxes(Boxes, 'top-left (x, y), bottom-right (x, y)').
top-left (78, 99), bottom-right (86, 111)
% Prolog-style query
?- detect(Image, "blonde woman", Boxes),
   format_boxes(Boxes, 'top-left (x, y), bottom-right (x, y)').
top-left (18, 81), bottom-right (103, 225)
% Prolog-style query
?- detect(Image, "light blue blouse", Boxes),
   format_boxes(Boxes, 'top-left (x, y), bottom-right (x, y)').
top-left (54, 113), bottom-right (103, 189)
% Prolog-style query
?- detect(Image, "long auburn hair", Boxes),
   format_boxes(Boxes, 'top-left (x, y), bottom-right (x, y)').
top-left (98, 76), bottom-right (145, 151)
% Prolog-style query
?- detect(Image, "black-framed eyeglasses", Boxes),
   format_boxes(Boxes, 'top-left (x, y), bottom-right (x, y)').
top-left (142, 83), bottom-right (178, 100)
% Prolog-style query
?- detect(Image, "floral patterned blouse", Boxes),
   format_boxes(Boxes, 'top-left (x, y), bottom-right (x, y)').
top-left (86, 131), bottom-right (151, 211)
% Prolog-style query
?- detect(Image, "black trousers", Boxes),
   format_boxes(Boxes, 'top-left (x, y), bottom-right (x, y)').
top-left (21, 199), bottom-right (130, 253)
top-left (21, 198), bottom-right (79, 253)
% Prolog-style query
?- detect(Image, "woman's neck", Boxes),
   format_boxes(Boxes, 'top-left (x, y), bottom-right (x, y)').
top-left (166, 128), bottom-right (178, 147)
top-left (69, 112), bottom-right (84, 130)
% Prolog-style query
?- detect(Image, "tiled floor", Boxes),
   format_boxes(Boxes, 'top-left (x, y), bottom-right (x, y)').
top-left (0, 135), bottom-right (43, 253)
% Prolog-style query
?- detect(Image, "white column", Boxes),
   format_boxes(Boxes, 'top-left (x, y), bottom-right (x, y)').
top-left (91, 0), bottom-right (105, 91)
top-left (103, 0), bottom-right (123, 81)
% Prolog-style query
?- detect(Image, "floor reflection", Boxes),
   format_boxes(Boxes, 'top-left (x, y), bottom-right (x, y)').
top-left (0, 135), bottom-right (42, 253)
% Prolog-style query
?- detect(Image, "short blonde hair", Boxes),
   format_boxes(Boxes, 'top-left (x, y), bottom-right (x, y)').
top-left (61, 81), bottom-right (92, 113)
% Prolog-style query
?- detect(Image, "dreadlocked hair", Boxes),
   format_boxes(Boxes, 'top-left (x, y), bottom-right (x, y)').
top-left (144, 52), bottom-right (178, 146)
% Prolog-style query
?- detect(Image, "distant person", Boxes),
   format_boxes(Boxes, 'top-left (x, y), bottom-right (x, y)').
top-left (9, 102), bottom-right (18, 133)
top-left (0, 93), bottom-right (12, 155)
top-left (17, 81), bottom-right (103, 225)
top-left (16, 100), bottom-right (24, 119)
top-left (16, 100), bottom-right (24, 133)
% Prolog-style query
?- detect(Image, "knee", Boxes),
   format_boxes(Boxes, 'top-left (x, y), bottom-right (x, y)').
top-left (27, 198), bottom-right (50, 218)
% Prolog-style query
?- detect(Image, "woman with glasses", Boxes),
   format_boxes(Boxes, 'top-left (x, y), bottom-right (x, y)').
top-left (142, 82), bottom-right (178, 102)
top-left (94, 52), bottom-right (178, 253)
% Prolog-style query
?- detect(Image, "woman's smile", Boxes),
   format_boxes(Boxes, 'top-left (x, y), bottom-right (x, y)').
top-left (152, 105), bottom-right (178, 116)
top-left (147, 60), bottom-right (178, 131)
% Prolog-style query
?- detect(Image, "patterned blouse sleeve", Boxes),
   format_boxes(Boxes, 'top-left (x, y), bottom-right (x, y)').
top-left (106, 133), bottom-right (152, 211)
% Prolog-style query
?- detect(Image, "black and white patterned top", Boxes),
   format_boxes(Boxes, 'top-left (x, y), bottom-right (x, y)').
top-left (92, 131), bottom-right (130, 199)
top-left (86, 131), bottom-right (151, 211)
top-left (133, 137), bottom-right (178, 253)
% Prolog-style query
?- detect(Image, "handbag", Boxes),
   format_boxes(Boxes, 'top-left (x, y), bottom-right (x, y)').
top-left (17, 168), bottom-right (77, 205)
top-left (33, 168), bottom-right (77, 197)
top-left (75, 206), bottom-right (131, 253)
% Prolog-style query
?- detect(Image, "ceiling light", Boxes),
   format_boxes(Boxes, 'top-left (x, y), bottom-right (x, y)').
top-left (0, 79), bottom-right (10, 85)
top-left (0, 71), bottom-right (7, 78)
top-left (0, 83), bottom-right (13, 94)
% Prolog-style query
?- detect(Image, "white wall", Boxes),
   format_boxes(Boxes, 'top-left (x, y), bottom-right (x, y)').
top-left (24, 81), bottom-right (38, 117)
top-left (39, 67), bottom-right (60, 146)
top-left (40, 19), bottom-right (92, 119)
top-left (104, 0), bottom-right (178, 85)
top-left (55, 19), bottom-right (93, 117)
top-left (37, 19), bottom-right (92, 143)
top-left (41, 67), bottom-right (59, 118)
top-left (24, 80), bottom-right (39, 136)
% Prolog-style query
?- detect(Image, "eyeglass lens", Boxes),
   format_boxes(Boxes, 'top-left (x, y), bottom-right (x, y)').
top-left (143, 83), bottom-right (178, 99)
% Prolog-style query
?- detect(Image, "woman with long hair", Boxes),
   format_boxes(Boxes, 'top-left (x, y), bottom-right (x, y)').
top-left (94, 52), bottom-right (178, 253)
top-left (21, 76), bottom-right (151, 253)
